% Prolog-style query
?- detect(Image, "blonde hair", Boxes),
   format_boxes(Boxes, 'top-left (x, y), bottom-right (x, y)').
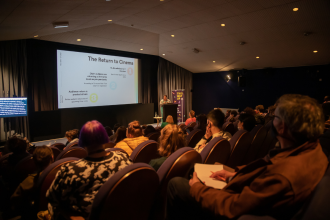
top-left (158, 124), bottom-right (185, 157)
top-left (166, 115), bottom-right (174, 124)
top-left (276, 94), bottom-right (324, 142)
top-left (127, 120), bottom-right (143, 137)
top-left (65, 129), bottom-right (79, 140)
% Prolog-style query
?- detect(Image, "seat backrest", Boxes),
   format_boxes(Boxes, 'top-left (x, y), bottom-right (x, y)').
top-left (178, 123), bottom-right (186, 129)
top-left (146, 131), bottom-right (161, 142)
top-left (51, 143), bottom-right (66, 151)
top-left (0, 152), bottom-right (12, 165)
top-left (64, 141), bottom-right (79, 150)
top-left (224, 123), bottom-right (237, 136)
top-left (186, 126), bottom-right (194, 133)
top-left (226, 130), bottom-right (252, 168)
top-left (243, 125), bottom-right (268, 164)
top-left (36, 157), bottom-right (79, 212)
top-left (188, 122), bottom-right (196, 128)
top-left (15, 155), bottom-right (37, 180)
top-left (102, 141), bottom-right (115, 149)
top-left (105, 148), bottom-right (129, 157)
top-left (153, 147), bottom-right (201, 219)
top-left (186, 129), bottom-right (204, 148)
top-left (56, 147), bottom-right (88, 161)
top-left (256, 124), bottom-right (277, 159)
top-left (200, 137), bottom-right (231, 164)
top-left (130, 140), bottom-right (160, 163)
top-left (49, 146), bottom-right (61, 160)
top-left (88, 163), bottom-right (159, 220)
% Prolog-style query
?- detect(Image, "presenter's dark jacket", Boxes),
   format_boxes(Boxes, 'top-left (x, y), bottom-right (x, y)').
top-left (190, 141), bottom-right (328, 219)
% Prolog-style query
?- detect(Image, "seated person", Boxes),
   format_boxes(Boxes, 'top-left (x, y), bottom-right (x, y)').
top-left (144, 125), bottom-right (156, 137)
top-left (224, 109), bottom-right (231, 120)
top-left (114, 126), bottom-right (127, 144)
top-left (10, 146), bottom-right (54, 219)
top-left (149, 124), bottom-right (185, 171)
top-left (255, 105), bottom-right (265, 115)
top-left (109, 123), bottom-right (120, 142)
top-left (161, 115), bottom-right (174, 128)
top-left (115, 120), bottom-right (149, 156)
top-left (185, 110), bottom-right (196, 126)
top-left (226, 110), bottom-right (238, 122)
top-left (104, 126), bottom-right (113, 138)
top-left (264, 105), bottom-right (276, 125)
top-left (167, 94), bottom-right (328, 220)
top-left (237, 113), bottom-right (256, 132)
top-left (195, 114), bottom-right (207, 133)
top-left (244, 106), bottom-right (264, 125)
top-left (194, 109), bottom-right (232, 153)
top-left (47, 120), bottom-right (131, 219)
top-left (322, 95), bottom-right (330, 121)
top-left (64, 129), bottom-right (79, 146)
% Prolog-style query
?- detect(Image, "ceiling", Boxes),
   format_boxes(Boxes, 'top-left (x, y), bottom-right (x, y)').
top-left (1, 0), bottom-right (330, 73)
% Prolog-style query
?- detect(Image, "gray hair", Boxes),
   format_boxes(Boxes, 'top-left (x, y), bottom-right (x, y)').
top-left (276, 94), bottom-right (324, 142)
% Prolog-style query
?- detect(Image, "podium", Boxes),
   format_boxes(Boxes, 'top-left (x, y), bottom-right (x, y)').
top-left (161, 104), bottom-right (178, 124)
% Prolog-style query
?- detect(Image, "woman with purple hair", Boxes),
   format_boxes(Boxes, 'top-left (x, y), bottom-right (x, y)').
top-left (46, 120), bottom-right (131, 219)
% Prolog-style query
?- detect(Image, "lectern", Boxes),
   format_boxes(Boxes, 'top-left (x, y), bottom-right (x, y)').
top-left (161, 104), bottom-right (178, 124)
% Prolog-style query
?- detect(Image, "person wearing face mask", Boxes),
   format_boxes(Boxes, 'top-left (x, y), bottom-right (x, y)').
top-left (167, 94), bottom-right (328, 220)
top-left (237, 113), bottom-right (256, 132)
top-left (194, 109), bottom-right (232, 153)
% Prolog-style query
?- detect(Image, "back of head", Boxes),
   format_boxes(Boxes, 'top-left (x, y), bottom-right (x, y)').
top-left (79, 120), bottom-right (109, 148)
top-left (115, 126), bottom-right (127, 143)
top-left (113, 123), bottom-right (121, 133)
top-left (5, 136), bottom-right (27, 154)
top-left (189, 110), bottom-right (195, 118)
top-left (276, 94), bottom-right (324, 143)
top-left (166, 115), bottom-right (174, 124)
top-left (230, 110), bottom-right (238, 117)
top-left (104, 126), bottom-right (113, 137)
top-left (158, 124), bottom-right (185, 157)
top-left (256, 105), bottom-right (264, 112)
top-left (144, 125), bottom-right (156, 136)
top-left (65, 129), bottom-right (79, 141)
top-left (324, 96), bottom-right (330, 102)
top-left (207, 109), bottom-right (225, 129)
top-left (268, 105), bottom-right (276, 115)
top-left (238, 113), bottom-right (256, 132)
top-left (196, 114), bottom-right (207, 131)
top-left (244, 107), bottom-right (256, 115)
top-left (33, 146), bottom-right (54, 170)
top-left (127, 120), bottom-right (143, 138)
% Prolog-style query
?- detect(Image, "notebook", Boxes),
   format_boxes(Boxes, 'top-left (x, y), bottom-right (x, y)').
top-left (194, 163), bottom-right (228, 189)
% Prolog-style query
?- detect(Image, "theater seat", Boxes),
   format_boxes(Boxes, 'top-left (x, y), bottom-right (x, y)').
top-left (243, 125), bottom-right (267, 164)
top-left (256, 121), bottom-right (277, 159)
top-left (102, 141), bottom-right (115, 149)
top-left (15, 155), bottom-right (37, 182)
top-left (152, 147), bottom-right (202, 220)
top-left (36, 157), bottom-right (79, 213)
top-left (130, 140), bottom-right (159, 163)
top-left (64, 141), bottom-right (78, 150)
top-left (105, 148), bottom-right (129, 157)
top-left (146, 131), bottom-right (161, 142)
top-left (51, 143), bottom-right (66, 151)
top-left (178, 123), bottom-right (186, 129)
top-left (223, 122), bottom-right (237, 136)
top-left (226, 130), bottom-right (252, 168)
top-left (56, 147), bottom-right (87, 161)
top-left (186, 129), bottom-right (204, 148)
top-left (88, 163), bottom-right (159, 220)
top-left (49, 146), bottom-right (61, 160)
top-left (200, 137), bottom-right (231, 164)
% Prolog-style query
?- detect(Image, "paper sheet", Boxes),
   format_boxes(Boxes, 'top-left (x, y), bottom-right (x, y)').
top-left (194, 163), bottom-right (227, 189)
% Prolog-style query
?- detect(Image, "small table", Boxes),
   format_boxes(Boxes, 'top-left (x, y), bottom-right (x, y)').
top-left (154, 117), bottom-right (162, 127)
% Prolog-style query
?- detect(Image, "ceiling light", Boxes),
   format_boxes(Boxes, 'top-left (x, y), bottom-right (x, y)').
top-left (140, 49), bottom-right (143, 50)
top-left (108, 20), bottom-right (112, 22)
top-left (213, 61), bottom-right (215, 63)
top-left (160, 0), bottom-right (164, 1)
top-left (163, 54), bottom-right (165, 56)
top-left (221, 24), bottom-right (225, 27)
top-left (313, 50), bottom-right (318, 53)
top-left (227, 75), bottom-right (231, 79)
top-left (53, 22), bottom-right (69, 28)
top-left (293, 8), bottom-right (298, 11)
top-left (171, 35), bottom-right (175, 37)
top-left (256, 56), bottom-right (259, 59)
top-left (34, 35), bottom-right (38, 38)
top-left (77, 39), bottom-right (81, 41)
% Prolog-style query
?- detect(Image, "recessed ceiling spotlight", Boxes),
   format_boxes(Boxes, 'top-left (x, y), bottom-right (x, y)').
top-left (163, 54), bottom-right (165, 56)
top-left (77, 39), bottom-right (81, 41)
top-left (108, 20), bottom-right (112, 22)
top-left (293, 8), bottom-right (299, 11)
top-left (256, 56), bottom-right (259, 59)
top-left (53, 22), bottom-right (69, 28)
top-left (313, 50), bottom-right (318, 53)
top-left (221, 24), bottom-right (225, 27)
top-left (34, 35), bottom-right (38, 38)
top-left (140, 49), bottom-right (143, 50)
top-left (160, 0), bottom-right (164, 1)
top-left (213, 61), bottom-right (216, 63)
top-left (171, 35), bottom-right (175, 37)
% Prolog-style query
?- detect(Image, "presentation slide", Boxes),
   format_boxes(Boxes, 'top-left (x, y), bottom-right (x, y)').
top-left (0, 98), bottom-right (28, 118)
top-left (57, 50), bottom-right (139, 109)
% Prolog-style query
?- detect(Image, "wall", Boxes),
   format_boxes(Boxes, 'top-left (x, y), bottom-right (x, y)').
top-left (192, 65), bottom-right (330, 115)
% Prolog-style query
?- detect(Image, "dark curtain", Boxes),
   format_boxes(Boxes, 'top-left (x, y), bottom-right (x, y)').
top-left (0, 40), bottom-right (29, 141)
top-left (157, 57), bottom-right (193, 120)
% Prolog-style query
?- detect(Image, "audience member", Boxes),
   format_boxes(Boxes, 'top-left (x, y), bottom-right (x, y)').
top-left (224, 110), bottom-right (231, 120)
top-left (322, 95), bottom-right (330, 121)
top-left (115, 120), bottom-right (149, 156)
top-left (144, 125), bottom-right (156, 137)
top-left (109, 123), bottom-right (120, 142)
top-left (195, 114), bottom-right (207, 133)
top-left (226, 110), bottom-right (238, 122)
top-left (194, 109), bottom-right (232, 153)
top-left (167, 94), bottom-right (328, 220)
top-left (149, 124), bottom-right (185, 171)
top-left (237, 113), bottom-right (256, 132)
top-left (47, 120), bottom-right (131, 219)
top-left (104, 126), bottom-right (113, 138)
top-left (255, 105), bottom-right (264, 114)
top-left (65, 129), bottom-right (79, 146)
top-left (245, 106), bottom-right (265, 125)
top-left (161, 115), bottom-right (174, 128)
top-left (185, 110), bottom-right (196, 126)
top-left (114, 126), bottom-right (127, 144)
top-left (10, 146), bottom-right (54, 219)
top-left (243, 107), bottom-right (255, 115)
top-left (264, 105), bottom-right (276, 125)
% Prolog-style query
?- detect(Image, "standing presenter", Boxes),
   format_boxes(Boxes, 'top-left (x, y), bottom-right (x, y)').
top-left (160, 95), bottom-right (171, 122)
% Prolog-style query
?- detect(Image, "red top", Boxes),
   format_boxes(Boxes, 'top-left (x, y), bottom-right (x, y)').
top-left (185, 117), bottom-right (196, 126)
